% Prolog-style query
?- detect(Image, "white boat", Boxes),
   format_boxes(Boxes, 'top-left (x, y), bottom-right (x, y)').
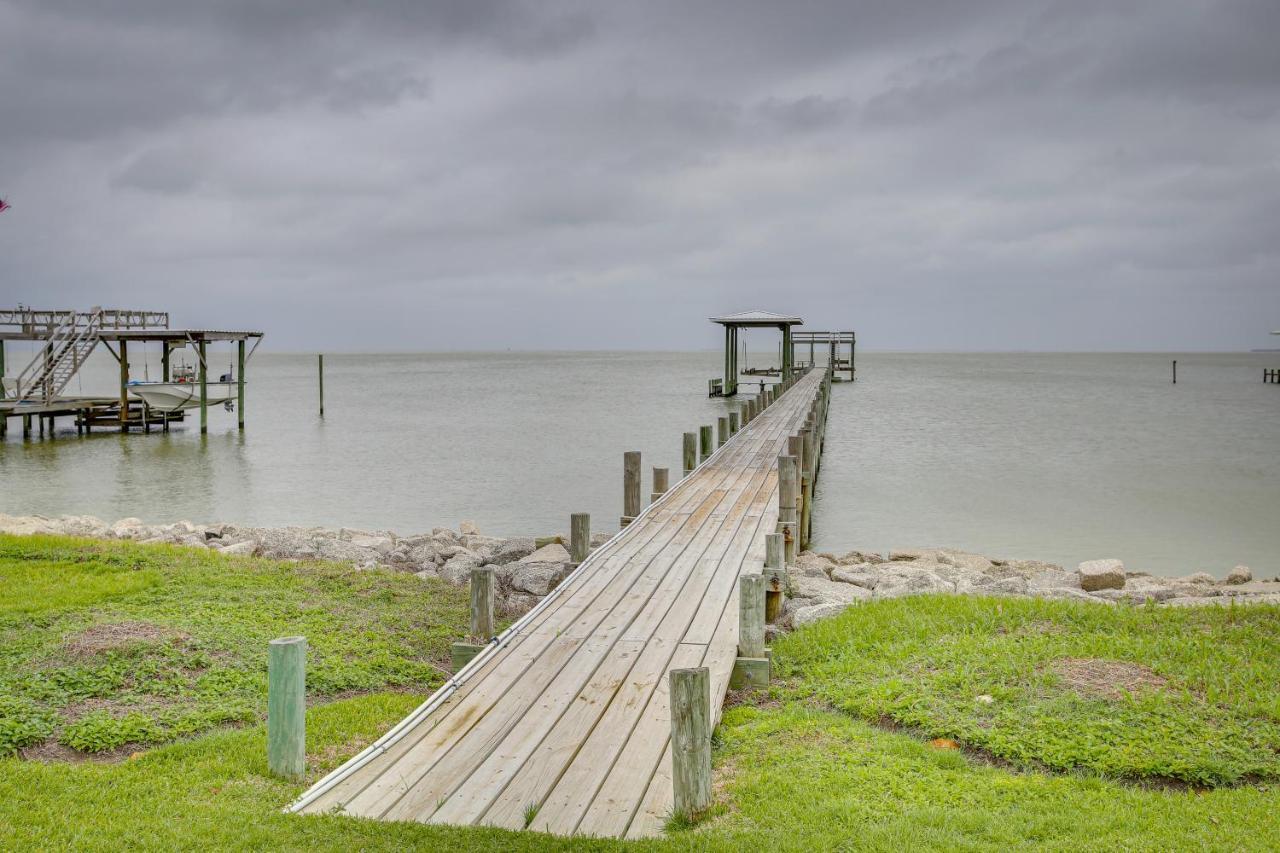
top-left (128, 380), bottom-right (238, 412)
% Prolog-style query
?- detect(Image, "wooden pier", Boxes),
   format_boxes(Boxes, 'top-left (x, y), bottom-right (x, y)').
top-left (0, 307), bottom-right (262, 438)
top-left (290, 365), bottom-right (832, 838)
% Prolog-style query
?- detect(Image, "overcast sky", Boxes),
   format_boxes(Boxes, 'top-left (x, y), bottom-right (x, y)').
top-left (1, 1), bottom-right (1277, 351)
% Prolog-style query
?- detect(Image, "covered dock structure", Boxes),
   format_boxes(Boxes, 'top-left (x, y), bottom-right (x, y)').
top-left (0, 307), bottom-right (263, 438)
top-left (708, 309), bottom-right (854, 396)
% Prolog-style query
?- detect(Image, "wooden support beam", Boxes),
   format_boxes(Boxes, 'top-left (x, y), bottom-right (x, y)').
top-left (570, 512), bottom-right (590, 565)
top-left (621, 450), bottom-right (641, 526)
top-left (669, 667), bottom-right (711, 820)
top-left (237, 339), bottom-right (246, 431)
top-left (118, 339), bottom-right (129, 428)
top-left (682, 431), bottom-right (697, 477)
top-left (267, 636), bottom-right (307, 780)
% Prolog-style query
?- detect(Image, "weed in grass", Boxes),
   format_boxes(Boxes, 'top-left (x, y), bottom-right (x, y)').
top-left (522, 802), bottom-right (539, 828)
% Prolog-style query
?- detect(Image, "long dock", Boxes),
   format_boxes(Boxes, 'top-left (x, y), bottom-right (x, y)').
top-left (290, 367), bottom-right (829, 837)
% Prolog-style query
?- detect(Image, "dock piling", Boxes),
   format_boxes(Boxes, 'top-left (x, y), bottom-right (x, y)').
top-left (622, 451), bottom-right (641, 527)
top-left (731, 575), bottom-right (769, 689)
top-left (699, 425), bottom-right (713, 463)
top-left (763, 532), bottom-right (786, 623)
top-left (682, 431), bottom-right (697, 477)
top-left (669, 667), bottom-right (712, 820)
top-left (570, 513), bottom-right (590, 565)
top-left (267, 636), bottom-right (307, 780)
top-left (318, 354), bottom-right (325, 416)
top-left (651, 467), bottom-right (669, 504)
top-left (717, 416), bottom-right (728, 448)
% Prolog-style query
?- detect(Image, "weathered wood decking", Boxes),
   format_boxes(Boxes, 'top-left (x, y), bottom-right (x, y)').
top-left (291, 368), bottom-right (825, 837)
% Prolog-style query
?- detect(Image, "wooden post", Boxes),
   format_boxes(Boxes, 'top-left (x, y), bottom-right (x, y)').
top-left (622, 450), bottom-right (641, 526)
top-left (198, 340), bottom-right (208, 434)
top-left (570, 512), bottom-right (590, 565)
top-left (23, 414), bottom-right (32, 439)
top-left (470, 567), bottom-right (495, 639)
top-left (699, 425), bottom-right (713, 463)
top-left (669, 667), bottom-right (711, 820)
top-left (237, 339), bottom-right (246, 431)
top-left (717, 416), bottom-right (728, 448)
top-left (161, 343), bottom-right (170, 382)
top-left (731, 575), bottom-right (769, 688)
top-left (778, 454), bottom-right (799, 566)
top-left (267, 636), bottom-right (307, 780)
top-left (1172, 359), bottom-right (1177, 385)
top-left (728, 410), bottom-right (739, 436)
top-left (318, 354), bottom-right (325, 416)
top-left (683, 431), bottom-right (697, 477)
top-left (118, 339), bottom-right (129, 429)
top-left (651, 467), bottom-right (669, 503)
top-left (764, 532), bottom-right (786, 623)
top-left (738, 575), bottom-right (766, 659)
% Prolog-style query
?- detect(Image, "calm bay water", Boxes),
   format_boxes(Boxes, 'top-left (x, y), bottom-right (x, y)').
top-left (2, 351), bottom-right (1277, 577)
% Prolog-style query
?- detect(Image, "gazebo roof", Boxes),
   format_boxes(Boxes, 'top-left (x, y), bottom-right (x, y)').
top-left (709, 309), bottom-right (804, 327)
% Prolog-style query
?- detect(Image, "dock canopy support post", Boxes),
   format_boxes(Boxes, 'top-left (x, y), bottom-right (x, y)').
top-left (570, 513), bottom-right (590, 566)
top-left (118, 339), bottom-right (130, 429)
top-left (621, 450), bottom-right (641, 527)
top-left (198, 340), bottom-right (208, 434)
top-left (731, 574), bottom-right (770, 689)
top-left (237, 339), bottom-right (246, 431)
top-left (267, 636), bottom-right (307, 780)
top-left (669, 667), bottom-right (712, 821)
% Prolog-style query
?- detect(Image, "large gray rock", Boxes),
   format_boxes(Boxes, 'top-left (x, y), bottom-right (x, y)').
top-left (1225, 565), bottom-right (1252, 585)
top-left (520, 542), bottom-right (571, 564)
top-left (936, 550), bottom-right (995, 572)
top-left (489, 538), bottom-right (536, 565)
top-left (793, 602), bottom-right (853, 626)
top-left (1038, 587), bottom-right (1114, 604)
top-left (314, 538), bottom-right (377, 564)
top-left (219, 540), bottom-right (258, 556)
top-left (348, 534), bottom-right (394, 555)
top-left (792, 575), bottom-right (873, 606)
top-left (830, 566), bottom-right (878, 589)
top-left (1028, 569), bottom-right (1081, 591)
top-left (837, 550), bottom-right (885, 565)
top-left (459, 520), bottom-right (481, 536)
top-left (1078, 559), bottom-right (1125, 592)
top-left (439, 553), bottom-right (484, 585)
top-left (511, 561), bottom-right (570, 596)
top-left (873, 567), bottom-right (954, 600)
top-left (794, 552), bottom-right (836, 577)
top-left (1178, 572), bottom-right (1217, 585)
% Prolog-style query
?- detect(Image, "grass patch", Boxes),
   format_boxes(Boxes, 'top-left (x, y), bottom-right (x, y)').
top-left (1, 537), bottom-right (1276, 850)
top-left (0, 534), bottom-right (471, 756)
top-left (772, 595), bottom-right (1280, 786)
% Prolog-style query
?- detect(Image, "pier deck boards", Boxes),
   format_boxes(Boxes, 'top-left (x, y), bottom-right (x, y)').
top-left (293, 369), bottom-right (824, 838)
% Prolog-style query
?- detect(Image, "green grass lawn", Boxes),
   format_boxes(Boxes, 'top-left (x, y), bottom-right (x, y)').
top-left (2, 535), bottom-right (1277, 851)
top-left (0, 533), bottom-right (469, 756)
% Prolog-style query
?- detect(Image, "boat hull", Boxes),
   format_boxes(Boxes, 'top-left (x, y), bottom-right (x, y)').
top-left (128, 381), bottom-right (238, 412)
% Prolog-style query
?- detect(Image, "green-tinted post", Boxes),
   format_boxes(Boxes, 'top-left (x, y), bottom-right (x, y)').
top-left (698, 425), bottom-right (713, 463)
top-left (717, 416), bottom-right (728, 448)
top-left (237, 339), bottom-right (246, 431)
top-left (267, 636), bottom-right (306, 780)
top-left (682, 431), bottom-right (697, 477)
top-left (728, 410), bottom-right (739, 436)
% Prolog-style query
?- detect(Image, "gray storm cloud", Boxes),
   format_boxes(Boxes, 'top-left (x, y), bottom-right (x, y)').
top-left (1, 0), bottom-right (1277, 350)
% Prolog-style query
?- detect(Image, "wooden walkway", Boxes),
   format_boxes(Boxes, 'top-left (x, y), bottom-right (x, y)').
top-left (291, 369), bottom-right (826, 837)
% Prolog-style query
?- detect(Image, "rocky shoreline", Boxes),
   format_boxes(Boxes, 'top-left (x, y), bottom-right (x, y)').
top-left (2, 514), bottom-right (1277, 627)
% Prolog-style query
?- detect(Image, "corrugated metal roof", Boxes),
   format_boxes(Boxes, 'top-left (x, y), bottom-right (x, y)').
top-left (709, 309), bottom-right (804, 325)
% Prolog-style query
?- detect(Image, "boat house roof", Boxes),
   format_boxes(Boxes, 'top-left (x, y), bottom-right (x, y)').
top-left (709, 310), bottom-right (804, 327)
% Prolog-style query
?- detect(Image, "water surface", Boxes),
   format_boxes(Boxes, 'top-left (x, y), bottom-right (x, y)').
top-left (2, 350), bottom-right (1276, 576)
